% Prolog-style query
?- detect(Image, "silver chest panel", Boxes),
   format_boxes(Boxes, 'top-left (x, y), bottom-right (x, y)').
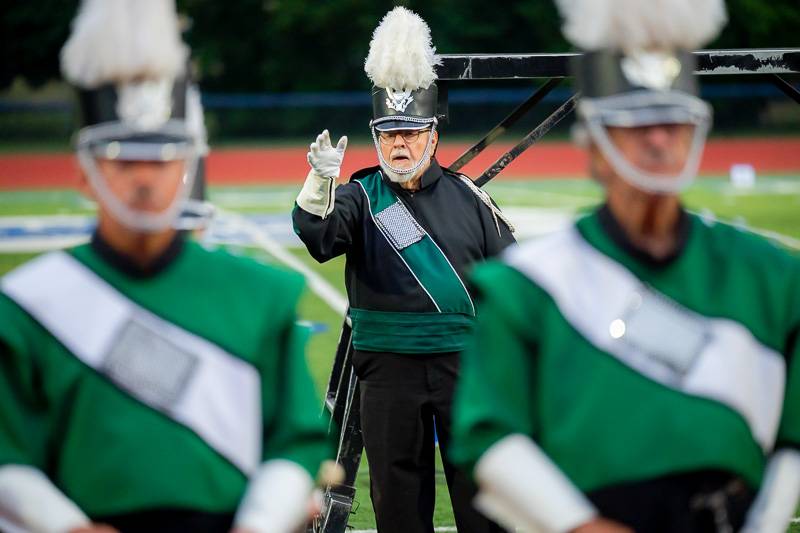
top-left (374, 200), bottom-right (426, 250)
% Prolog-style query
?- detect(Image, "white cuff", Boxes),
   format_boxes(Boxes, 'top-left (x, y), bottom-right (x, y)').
top-left (0, 464), bottom-right (90, 533)
top-left (474, 434), bottom-right (597, 533)
top-left (741, 448), bottom-right (800, 533)
top-left (296, 170), bottom-right (336, 219)
top-left (234, 459), bottom-right (314, 533)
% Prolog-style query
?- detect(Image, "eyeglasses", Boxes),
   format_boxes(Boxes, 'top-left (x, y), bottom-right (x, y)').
top-left (377, 129), bottom-right (429, 145)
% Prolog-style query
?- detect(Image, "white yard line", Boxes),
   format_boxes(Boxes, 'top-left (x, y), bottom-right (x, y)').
top-left (216, 209), bottom-right (348, 316)
top-left (0, 235), bottom-right (89, 253)
top-left (747, 226), bottom-right (800, 250)
top-left (211, 189), bottom-right (297, 209)
top-left (351, 528), bottom-right (457, 532)
top-left (1, 202), bottom-right (799, 256)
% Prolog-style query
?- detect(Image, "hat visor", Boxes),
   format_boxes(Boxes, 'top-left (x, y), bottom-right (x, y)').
top-left (373, 119), bottom-right (432, 132)
top-left (581, 90), bottom-right (711, 128)
top-left (88, 133), bottom-right (193, 161)
top-left (599, 106), bottom-right (705, 128)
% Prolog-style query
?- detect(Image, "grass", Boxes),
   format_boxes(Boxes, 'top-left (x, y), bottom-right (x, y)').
top-left (2, 175), bottom-right (800, 530)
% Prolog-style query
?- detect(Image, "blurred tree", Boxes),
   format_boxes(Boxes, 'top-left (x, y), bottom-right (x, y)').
top-left (0, 0), bottom-right (79, 89)
top-left (1, 0), bottom-right (798, 92)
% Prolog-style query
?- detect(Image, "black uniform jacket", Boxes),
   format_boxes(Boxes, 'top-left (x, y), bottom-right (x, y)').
top-left (292, 158), bottom-right (516, 314)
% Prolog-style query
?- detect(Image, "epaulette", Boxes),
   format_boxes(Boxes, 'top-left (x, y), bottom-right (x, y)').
top-left (349, 166), bottom-right (382, 183)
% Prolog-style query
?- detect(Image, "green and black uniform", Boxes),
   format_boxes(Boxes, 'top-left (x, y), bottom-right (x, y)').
top-left (0, 234), bottom-right (331, 532)
top-left (452, 205), bottom-right (800, 532)
top-left (293, 159), bottom-right (514, 533)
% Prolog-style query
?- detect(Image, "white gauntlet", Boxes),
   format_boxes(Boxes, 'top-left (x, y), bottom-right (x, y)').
top-left (473, 434), bottom-right (597, 533)
top-left (234, 459), bottom-right (314, 533)
top-left (741, 448), bottom-right (800, 533)
top-left (296, 170), bottom-right (336, 218)
top-left (296, 130), bottom-right (347, 218)
top-left (0, 464), bottom-right (90, 533)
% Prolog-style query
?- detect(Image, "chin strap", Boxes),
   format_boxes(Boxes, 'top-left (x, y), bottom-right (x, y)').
top-left (370, 117), bottom-right (438, 178)
top-left (77, 148), bottom-right (199, 233)
top-left (175, 199), bottom-right (216, 231)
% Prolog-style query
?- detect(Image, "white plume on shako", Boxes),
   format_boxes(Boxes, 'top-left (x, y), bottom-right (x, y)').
top-left (364, 6), bottom-right (441, 92)
top-left (61, 0), bottom-right (187, 88)
top-left (554, 0), bottom-right (728, 51)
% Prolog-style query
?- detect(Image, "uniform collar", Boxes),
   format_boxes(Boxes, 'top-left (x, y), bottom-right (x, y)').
top-left (596, 203), bottom-right (691, 268)
top-left (383, 158), bottom-right (443, 193)
top-left (91, 230), bottom-right (185, 279)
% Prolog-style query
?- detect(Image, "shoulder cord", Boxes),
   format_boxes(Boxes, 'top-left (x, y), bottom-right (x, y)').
top-left (456, 174), bottom-right (516, 236)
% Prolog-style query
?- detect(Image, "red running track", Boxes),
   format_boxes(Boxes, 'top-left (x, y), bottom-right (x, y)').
top-left (0, 138), bottom-right (798, 190)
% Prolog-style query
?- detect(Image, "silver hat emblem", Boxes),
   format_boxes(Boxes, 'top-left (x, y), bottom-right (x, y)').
top-left (621, 52), bottom-right (682, 91)
top-left (116, 79), bottom-right (174, 131)
top-left (385, 87), bottom-right (414, 112)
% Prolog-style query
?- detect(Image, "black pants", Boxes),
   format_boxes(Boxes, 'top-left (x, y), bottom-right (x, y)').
top-left (94, 508), bottom-right (233, 532)
top-left (353, 350), bottom-right (502, 533)
top-left (589, 470), bottom-right (755, 533)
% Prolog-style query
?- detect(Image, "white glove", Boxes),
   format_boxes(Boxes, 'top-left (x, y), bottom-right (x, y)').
top-left (307, 129), bottom-right (347, 179)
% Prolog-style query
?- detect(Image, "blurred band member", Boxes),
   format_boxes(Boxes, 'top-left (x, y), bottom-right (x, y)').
top-left (0, 1), bottom-right (330, 531)
top-left (292, 7), bottom-right (514, 533)
top-left (450, 1), bottom-right (800, 532)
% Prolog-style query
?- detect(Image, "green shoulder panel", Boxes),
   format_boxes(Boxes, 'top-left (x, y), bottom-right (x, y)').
top-left (450, 260), bottom-right (549, 475)
top-left (0, 293), bottom-right (53, 468)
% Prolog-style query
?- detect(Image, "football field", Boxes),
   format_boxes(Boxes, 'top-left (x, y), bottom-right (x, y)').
top-left (1, 175), bottom-right (800, 531)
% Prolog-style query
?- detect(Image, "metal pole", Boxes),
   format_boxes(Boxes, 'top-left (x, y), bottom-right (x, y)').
top-left (449, 78), bottom-right (563, 172)
top-left (772, 74), bottom-right (800, 105)
top-left (475, 94), bottom-right (578, 187)
top-left (313, 318), bottom-right (365, 533)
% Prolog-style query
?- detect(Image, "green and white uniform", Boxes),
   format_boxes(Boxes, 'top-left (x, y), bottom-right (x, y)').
top-left (0, 238), bottom-right (330, 523)
top-left (452, 207), bottom-right (800, 496)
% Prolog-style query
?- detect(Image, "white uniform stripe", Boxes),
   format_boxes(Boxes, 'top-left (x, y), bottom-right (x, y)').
top-left (1, 251), bottom-right (262, 475)
top-left (505, 227), bottom-right (786, 452)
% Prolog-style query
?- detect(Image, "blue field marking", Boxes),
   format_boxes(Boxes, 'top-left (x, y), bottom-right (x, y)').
top-left (0, 221), bottom-right (95, 238)
top-left (208, 213), bottom-right (303, 246)
top-left (0, 213), bottom-right (304, 252)
top-left (297, 320), bottom-right (329, 334)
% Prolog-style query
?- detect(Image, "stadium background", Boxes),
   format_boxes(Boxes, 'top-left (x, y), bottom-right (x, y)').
top-left (1, 0), bottom-right (799, 530)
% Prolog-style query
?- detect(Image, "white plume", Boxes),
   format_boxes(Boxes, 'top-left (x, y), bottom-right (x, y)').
top-left (364, 7), bottom-right (441, 90)
top-left (555, 0), bottom-right (727, 51)
top-left (61, 0), bottom-right (188, 88)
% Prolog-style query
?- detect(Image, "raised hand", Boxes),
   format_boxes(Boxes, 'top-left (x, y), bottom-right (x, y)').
top-left (307, 129), bottom-right (348, 179)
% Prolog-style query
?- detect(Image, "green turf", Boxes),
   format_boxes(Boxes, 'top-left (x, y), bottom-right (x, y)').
top-left (486, 175), bottom-right (800, 241)
top-left (0, 253), bottom-right (39, 275)
top-left (2, 176), bottom-right (800, 530)
top-left (0, 189), bottom-right (95, 216)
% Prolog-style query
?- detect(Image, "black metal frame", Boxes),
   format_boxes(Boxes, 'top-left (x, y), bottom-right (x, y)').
top-left (440, 49), bottom-right (800, 188)
top-left (314, 48), bottom-right (799, 533)
top-left (312, 317), bottom-right (364, 533)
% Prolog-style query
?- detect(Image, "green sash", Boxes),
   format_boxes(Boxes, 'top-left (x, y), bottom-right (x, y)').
top-left (352, 172), bottom-right (475, 353)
